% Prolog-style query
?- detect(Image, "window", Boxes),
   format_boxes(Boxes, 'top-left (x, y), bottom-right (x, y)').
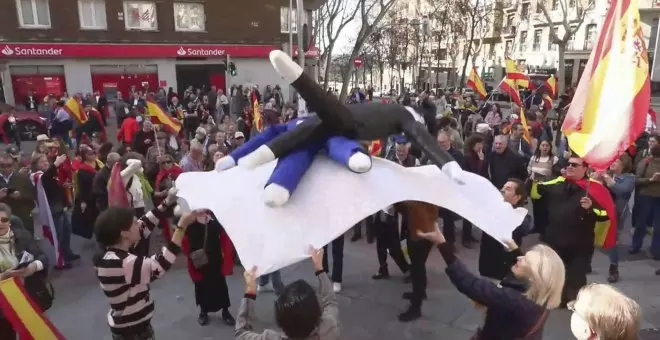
top-left (280, 7), bottom-right (307, 33)
top-left (506, 13), bottom-right (515, 26)
top-left (533, 29), bottom-right (542, 51)
top-left (548, 27), bottom-right (558, 50)
top-left (567, 24), bottom-right (577, 50)
top-left (124, 1), bottom-right (157, 30)
top-left (174, 2), bottom-right (205, 31)
top-left (584, 24), bottom-right (597, 50)
top-left (505, 40), bottom-right (513, 55)
top-left (535, 1), bottom-right (542, 13)
top-left (519, 31), bottom-right (528, 51)
top-left (16, 0), bottom-right (51, 28)
top-left (551, 0), bottom-right (559, 10)
top-left (521, 3), bottom-right (530, 20)
top-left (78, 0), bottom-right (107, 29)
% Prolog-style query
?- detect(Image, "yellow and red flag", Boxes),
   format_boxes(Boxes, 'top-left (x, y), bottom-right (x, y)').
top-left (146, 96), bottom-right (182, 134)
top-left (252, 92), bottom-right (263, 132)
top-left (63, 97), bottom-right (87, 124)
top-left (561, 0), bottom-right (650, 171)
top-left (0, 277), bottom-right (64, 340)
top-left (505, 58), bottom-right (530, 89)
top-left (466, 67), bottom-right (488, 99)
top-left (500, 78), bottom-right (523, 107)
top-left (368, 140), bottom-right (383, 156)
top-left (519, 108), bottom-right (532, 143)
top-left (544, 75), bottom-right (557, 98)
top-left (542, 93), bottom-right (553, 111)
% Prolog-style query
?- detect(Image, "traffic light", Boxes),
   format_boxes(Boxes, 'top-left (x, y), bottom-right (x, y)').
top-left (229, 62), bottom-right (237, 76)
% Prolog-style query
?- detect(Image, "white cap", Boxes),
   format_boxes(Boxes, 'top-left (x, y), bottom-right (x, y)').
top-left (475, 123), bottom-right (491, 134)
top-left (234, 131), bottom-right (245, 139)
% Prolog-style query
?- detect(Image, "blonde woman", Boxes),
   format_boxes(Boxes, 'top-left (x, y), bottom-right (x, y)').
top-left (569, 284), bottom-right (641, 340)
top-left (418, 228), bottom-right (565, 339)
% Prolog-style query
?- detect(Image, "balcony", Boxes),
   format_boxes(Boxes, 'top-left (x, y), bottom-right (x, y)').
top-left (503, 0), bottom-right (519, 11)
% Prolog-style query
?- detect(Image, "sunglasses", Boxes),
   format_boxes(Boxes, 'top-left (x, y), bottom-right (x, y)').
top-left (567, 162), bottom-right (584, 168)
top-left (0, 217), bottom-right (9, 223)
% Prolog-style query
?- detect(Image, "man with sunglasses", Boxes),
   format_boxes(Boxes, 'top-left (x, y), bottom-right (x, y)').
top-left (530, 154), bottom-right (612, 307)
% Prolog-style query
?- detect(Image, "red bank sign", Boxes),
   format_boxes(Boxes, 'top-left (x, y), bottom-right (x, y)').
top-left (0, 43), bottom-right (279, 58)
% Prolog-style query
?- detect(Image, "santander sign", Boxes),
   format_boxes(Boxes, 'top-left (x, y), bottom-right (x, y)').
top-left (176, 46), bottom-right (225, 57)
top-left (1, 45), bottom-right (62, 56)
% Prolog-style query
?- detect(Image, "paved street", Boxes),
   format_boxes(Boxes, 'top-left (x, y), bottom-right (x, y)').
top-left (8, 108), bottom-right (660, 339)
top-left (43, 223), bottom-right (660, 340)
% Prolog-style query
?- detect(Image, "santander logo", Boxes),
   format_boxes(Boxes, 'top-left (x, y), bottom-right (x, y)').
top-left (0, 45), bottom-right (62, 57)
top-left (1, 46), bottom-right (14, 56)
top-left (176, 46), bottom-right (226, 57)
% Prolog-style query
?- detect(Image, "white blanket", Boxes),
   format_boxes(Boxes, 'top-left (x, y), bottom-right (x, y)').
top-left (176, 156), bottom-right (527, 275)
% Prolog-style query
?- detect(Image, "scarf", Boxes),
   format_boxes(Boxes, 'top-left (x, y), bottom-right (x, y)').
top-left (0, 229), bottom-right (17, 273)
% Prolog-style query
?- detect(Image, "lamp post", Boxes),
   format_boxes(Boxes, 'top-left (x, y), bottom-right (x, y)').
top-left (410, 18), bottom-right (421, 92)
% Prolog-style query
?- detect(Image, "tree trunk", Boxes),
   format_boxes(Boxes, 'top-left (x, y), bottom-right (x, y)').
top-left (322, 42), bottom-right (336, 91)
top-left (379, 65), bottom-right (384, 93)
top-left (556, 43), bottom-right (566, 96)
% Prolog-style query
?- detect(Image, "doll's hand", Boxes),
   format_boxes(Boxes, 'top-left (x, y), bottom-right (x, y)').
top-left (215, 155), bottom-right (237, 172)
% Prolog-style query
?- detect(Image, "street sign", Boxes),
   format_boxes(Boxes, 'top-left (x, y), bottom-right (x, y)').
top-left (354, 57), bottom-right (363, 68)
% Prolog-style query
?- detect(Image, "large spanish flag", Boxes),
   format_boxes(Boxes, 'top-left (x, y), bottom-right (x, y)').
top-left (63, 97), bottom-right (87, 124)
top-left (466, 67), bottom-right (488, 99)
top-left (252, 92), bottom-right (263, 132)
top-left (505, 58), bottom-right (530, 88)
top-left (0, 277), bottom-right (64, 340)
top-left (146, 96), bottom-right (182, 134)
top-left (561, 0), bottom-right (650, 171)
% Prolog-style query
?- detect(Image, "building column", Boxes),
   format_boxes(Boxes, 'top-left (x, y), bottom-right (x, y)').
top-left (1, 63), bottom-right (14, 105)
top-left (64, 61), bottom-right (92, 95)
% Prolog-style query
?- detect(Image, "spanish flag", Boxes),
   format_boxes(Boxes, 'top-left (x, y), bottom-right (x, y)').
top-left (0, 277), bottom-right (65, 340)
top-left (544, 75), bottom-right (558, 98)
top-left (500, 78), bottom-right (522, 107)
top-left (561, 0), bottom-right (650, 171)
top-left (252, 92), bottom-right (263, 132)
top-left (63, 97), bottom-right (87, 124)
top-left (368, 140), bottom-right (383, 156)
top-left (466, 67), bottom-right (488, 99)
top-left (146, 96), bottom-right (182, 134)
top-left (542, 93), bottom-right (553, 111)
top-left (519, 108), bottom-right (532, 143)
top-left (505, 58), bottom-right (530, 89)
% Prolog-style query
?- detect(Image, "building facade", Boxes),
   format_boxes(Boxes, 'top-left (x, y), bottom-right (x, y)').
top-left (0, 0), bottom-right (321, 105)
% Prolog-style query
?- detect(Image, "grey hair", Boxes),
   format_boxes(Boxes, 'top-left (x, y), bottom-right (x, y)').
top-left (0, 203), bottom-right (12, 216)
top-left (494, 134), bottom-right (509, 143)
top-left (106, 152), bottom-right (120, 168)
top-left (190, 139), bottom-right (203, 151)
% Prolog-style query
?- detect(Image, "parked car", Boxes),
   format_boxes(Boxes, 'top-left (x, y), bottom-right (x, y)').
top-left (0, 111), bottom-right (48, 141)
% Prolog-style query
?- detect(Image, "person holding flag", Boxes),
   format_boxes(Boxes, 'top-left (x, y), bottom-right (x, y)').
top-left (500, 78), bottom-right (532, 144)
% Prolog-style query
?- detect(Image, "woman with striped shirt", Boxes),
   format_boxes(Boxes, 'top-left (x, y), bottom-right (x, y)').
top-left (93, 190), bottom-right (201, 340)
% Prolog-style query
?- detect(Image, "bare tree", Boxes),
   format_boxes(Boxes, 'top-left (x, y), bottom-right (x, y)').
top-left (338, 0), bottom-right (396, 102)
top-left (317, 0), bottom-right (360, 90)
top-left (363, 26), bottom-right (389, 92)
top-left (458, 0), bottom-right (493, 90)
top-left (539, 0), bottom-right (593, 95)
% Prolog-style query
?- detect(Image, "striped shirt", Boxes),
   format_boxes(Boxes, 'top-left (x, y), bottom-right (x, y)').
top-left (95, 207), bottom-right (181, 335)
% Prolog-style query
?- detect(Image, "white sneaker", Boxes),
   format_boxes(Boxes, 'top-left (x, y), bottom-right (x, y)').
top-left (333, 282), bottom-right (342, 293)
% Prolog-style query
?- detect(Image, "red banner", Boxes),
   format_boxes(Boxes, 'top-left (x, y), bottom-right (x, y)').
top-left (0, 43), bottom-right (277, 59)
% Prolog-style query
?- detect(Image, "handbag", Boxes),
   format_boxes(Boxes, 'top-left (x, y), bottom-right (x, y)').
top-left (470, 309), bottom-right (548, 340)
top-left (189, 224), bottom-right (209, 269)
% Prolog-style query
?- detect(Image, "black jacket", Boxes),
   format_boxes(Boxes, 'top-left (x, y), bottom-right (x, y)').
top-left (533, 177), bottom-right (610, 251)
top-left (41, 164), bottom-right (66, 213)
top-left (92, 166), bottom-right (112, 211)
top-left (488, 148), bottom-right (527, 189)
top-left (439, 244), bottom-right (547, 340)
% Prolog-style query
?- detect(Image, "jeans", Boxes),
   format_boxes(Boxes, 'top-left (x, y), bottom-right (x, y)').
top-left (631, 195), bottom-right (660, 258)
top-left (322, 235), bottom-right (345, 283)
top-left (407, 237), bottom-right (432, 305)
top-left (258, 270), bottom-right (284, 294)
top-left (607, 213), bottom-right (626, 265)
top-left (53, 211), bottom-right (75, 261)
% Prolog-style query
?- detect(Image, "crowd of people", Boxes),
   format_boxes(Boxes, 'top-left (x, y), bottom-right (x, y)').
top-left (0, 81), bottom-right (653, 340)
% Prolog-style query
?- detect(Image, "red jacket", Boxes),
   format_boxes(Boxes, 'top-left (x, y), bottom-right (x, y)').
top-left (117, 116), bottom-right (140, 144)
